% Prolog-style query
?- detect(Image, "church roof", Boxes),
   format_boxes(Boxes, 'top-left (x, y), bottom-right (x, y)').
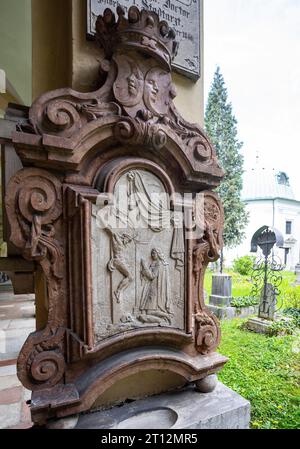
top-left (242, 167), bottom-right (296, 201)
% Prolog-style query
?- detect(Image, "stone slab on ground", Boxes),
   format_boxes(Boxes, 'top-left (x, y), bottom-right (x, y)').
top-left (208, 304), bottom-right (258, 320)
top-left (48, 382), bottom-right (250, 429)
top-left (244, 316), bottom-right (273, 334)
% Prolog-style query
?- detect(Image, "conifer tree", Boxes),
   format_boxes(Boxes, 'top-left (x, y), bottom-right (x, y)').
top-left (205, 67), bottom-right (248, 268)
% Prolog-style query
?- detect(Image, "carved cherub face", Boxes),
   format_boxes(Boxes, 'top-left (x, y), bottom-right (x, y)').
top-left (144, 68), bottom-right (175, 116)
top-left (113, 55), bottom-right (144, 107)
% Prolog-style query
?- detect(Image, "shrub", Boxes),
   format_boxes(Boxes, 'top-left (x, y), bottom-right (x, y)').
top-left (267, 319), bottom-right (296, 336)
top-left (283, 308), bottom-right (300, 328)
top-left (282, 287), bottom-right (300, 309)
top-left (230, 296), bottom-right (259, 308)
top-left (233, 255), bottom-right (256, 276)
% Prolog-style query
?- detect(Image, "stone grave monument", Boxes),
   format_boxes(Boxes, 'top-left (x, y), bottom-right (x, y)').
top-left (0, 6), bottom-right (250, 428)
top-left (245, 226), bottom-right (285, 333)
top-left (208, 273), bottom-right (259, 320)
top-left (294, 259), bottom-right (300, 285)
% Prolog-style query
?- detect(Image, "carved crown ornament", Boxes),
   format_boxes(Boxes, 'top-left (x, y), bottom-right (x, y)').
top-left (4, 6), bottom-right (227, 424)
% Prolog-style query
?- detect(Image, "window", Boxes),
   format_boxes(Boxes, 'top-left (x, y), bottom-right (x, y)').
top-left (286, 221), bottom-right (292, 234)
top-left (277, 172), bottom-right (290, 186)
top-left (284, 248), bottom-right (290, 265)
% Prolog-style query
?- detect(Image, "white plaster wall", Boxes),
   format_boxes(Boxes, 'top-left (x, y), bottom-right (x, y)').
top-left (225, 199), bottom-right (300, 271)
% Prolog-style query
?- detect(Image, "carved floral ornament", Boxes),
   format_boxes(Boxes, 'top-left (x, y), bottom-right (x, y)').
top-left (5, 6), bottom-right (227, 423)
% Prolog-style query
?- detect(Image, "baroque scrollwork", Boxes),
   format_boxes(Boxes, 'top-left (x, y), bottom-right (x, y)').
top-left (114, 117), bottom-right (167, 150)
top-left (5, 168), bottom-right (66, 390)
top-left (192, 191), bottom-right (223, 354)
top-left (17, 326), bottom-right (66, 390)
top-left (195, 310), bottom-right (221, 354)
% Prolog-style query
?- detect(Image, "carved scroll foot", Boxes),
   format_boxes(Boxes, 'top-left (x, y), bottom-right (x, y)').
top-left (195, 374), bottom-right (218, 393)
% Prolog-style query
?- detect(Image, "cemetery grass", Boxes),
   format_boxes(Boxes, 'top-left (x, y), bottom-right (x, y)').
top-left (218, 318), bottom-right (300, 429)
top-left (204, 270), bottom-right (297, 308)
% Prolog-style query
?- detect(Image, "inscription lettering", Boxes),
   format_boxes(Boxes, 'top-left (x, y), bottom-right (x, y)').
top-left (87, 0), bottom-right (201, 80)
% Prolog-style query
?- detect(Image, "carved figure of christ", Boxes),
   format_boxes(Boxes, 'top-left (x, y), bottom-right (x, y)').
top-left (105, 225), bottom-right (135, 303)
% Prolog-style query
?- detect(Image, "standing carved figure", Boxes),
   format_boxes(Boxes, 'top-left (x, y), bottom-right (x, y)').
top-left (105, 225), bottom-right (135, 302)
top-left (138, 248), bottom-right (172, 324)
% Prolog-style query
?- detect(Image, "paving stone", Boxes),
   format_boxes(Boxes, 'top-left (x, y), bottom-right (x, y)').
top-left (0, 320), bottom-right (12, 330)
top-left (7, 318), bottom-right (35, 329)
top-left (0, 375), bottom-right (21, 390)
top-left (7, 421), bottom-right (33, 429)
top-left (0, 364), bottom-right (17, 376)
top-left (20, 399), bottom-right (32, 423)
top-left (0, 386), bottom-right (23, 405)
top-left (23, 388), bottom-right (31, 402)
top-left (0, 402), bottom-right (22, 429)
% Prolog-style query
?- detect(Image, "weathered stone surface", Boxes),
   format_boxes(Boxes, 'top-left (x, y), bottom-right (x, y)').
top-left (0, 402), bottom-right (21, 429)
top-left (195, 374), bottom-right (217, 393)
top-left (92, 169), bottom-right (185, 341)
top-left (73, 382), bottom-right (250, 429)
top-left (258, 283), bottom-right (276, 320)
top-left (208, 304), bottom-right (259, 320)
top-left (209, 274), bottom-right (232, 307)
top-left (87, 0), bottom-right (202, 80)
top-left (244, 317), bottom-right (273, 334)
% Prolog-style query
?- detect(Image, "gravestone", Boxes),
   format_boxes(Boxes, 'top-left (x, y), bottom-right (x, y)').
top-left (294, 262), bottom-right (300, 285)
top-left (208, 274), bottom-right (258, 320)
top-left (209, 274), bottom-right (232, 307)
top-left (258, 282), bottom-right (276, 320)
top-left (0, 5), bottom-right (250, 427)
top-left (245, 226), bottom-right (284, 334)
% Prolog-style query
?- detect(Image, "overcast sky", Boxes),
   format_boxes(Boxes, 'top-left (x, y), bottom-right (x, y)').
top-left (204, 0), bottom-right (300, 197)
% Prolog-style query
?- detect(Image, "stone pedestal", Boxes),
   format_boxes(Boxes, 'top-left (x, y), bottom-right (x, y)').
top-left (208, 304), bottom-right (258, 321)
top-left (245, 317), bottom-right (273, 334)
top-left (209, 274), bottom-right (232, 307)
top-left (47, 382), bottom-right (250, 429)
top-left (245, 315), bottom-right (292, 334)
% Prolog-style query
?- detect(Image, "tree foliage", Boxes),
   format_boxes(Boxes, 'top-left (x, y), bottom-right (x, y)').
top-left (205, 67), bottom-right (248, 248)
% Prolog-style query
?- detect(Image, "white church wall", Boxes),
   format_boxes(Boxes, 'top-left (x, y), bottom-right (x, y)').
top-left (225, 198), bottom-right (300, 271)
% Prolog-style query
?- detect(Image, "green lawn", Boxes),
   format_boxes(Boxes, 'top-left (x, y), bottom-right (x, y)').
top-left (218, 319), bottom-right (300, 429)
top-left (204, 269), bottom-right (298, 308)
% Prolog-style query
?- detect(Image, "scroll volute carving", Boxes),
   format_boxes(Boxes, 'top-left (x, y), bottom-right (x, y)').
top-left (5, 168), bottom-right (67, 390)
top-left (193, 191), bottom-right (224, 354)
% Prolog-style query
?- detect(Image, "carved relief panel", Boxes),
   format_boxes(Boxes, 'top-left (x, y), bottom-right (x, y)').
top-left (92, 169), bottom-right (185, 341)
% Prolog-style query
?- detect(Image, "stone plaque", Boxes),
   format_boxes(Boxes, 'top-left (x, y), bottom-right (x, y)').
top-left (87, 0), bottom-right (201, 80)
top-left (92, 169), bottom-right (185, 341)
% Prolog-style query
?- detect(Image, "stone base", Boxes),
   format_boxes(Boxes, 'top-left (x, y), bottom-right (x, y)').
top-left (47, 382), bottom-right (250, 429)
top-left (244, 317), bottom-right (273, 334)
top-left (209, 295), bottom-right (231, 307)
top-left (0, 281), bottom-right (13, 293)
top-left (208, 304), bottom-right (258, 320)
